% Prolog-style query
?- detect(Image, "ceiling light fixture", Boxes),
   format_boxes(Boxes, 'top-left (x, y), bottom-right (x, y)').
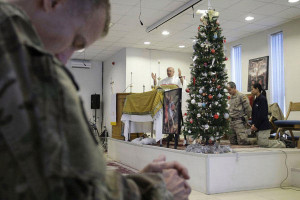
top-left (179, 45), bottom-right (185, 48)
top-left (288, 0), bottom-right (299, 3)
top-left (146, 0), bottom-right (202, 33)
top-left (76, 49), bottom-right (85, 53)
top-left (144, 41), bottom-right (151, 45)
top-left (245, 16), bottom-right (254, 21)
top-left (162, 31), bottom-right (170, 35)
top-left (196, 9), bottom-right (207, 15)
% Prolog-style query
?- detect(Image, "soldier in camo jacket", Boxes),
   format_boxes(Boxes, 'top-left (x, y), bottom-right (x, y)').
top-left (0, 0), bottom-right (191, 199)
top-left (227, 82), bottom-right (256, 145)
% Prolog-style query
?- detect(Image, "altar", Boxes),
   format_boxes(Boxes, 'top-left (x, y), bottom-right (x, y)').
top-left (120, 88), bottom-right (182, 143)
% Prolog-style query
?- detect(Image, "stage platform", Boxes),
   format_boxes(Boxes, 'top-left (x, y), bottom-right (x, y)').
top-left (107, 138), bottom-right (300, 194)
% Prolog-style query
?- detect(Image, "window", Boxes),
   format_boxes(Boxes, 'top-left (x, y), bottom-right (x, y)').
top-left (270, 31), bottom-right (285, 114)
top-left (231, 45), bottom-right (242, 91)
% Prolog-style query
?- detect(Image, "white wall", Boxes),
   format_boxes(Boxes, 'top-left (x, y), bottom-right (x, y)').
top-left (283, 18), bottom-right (300, 110)
top-left (103, 49), bottom-right (127, 135)
top-left (66, 60), bottom-right (103, 129)
top-left (226, 17), bottom-right (300, 115)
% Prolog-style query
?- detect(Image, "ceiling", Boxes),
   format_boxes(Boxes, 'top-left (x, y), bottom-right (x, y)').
top-left (71, 0), bottom-right (300, 61)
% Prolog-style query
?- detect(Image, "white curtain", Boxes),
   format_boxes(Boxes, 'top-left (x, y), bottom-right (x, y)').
top-left (231, 45), bottom-right (242, 91)
top-left (270, 32), bottom-right (285, 115)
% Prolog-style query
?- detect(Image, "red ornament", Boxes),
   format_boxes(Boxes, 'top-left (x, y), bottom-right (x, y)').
top-left (203, 93), bottom-right (207, 96)
top-left (211, 49), bottom-right (215, 53)
top-left (193, 77), bottom-right (196, 86)
top-left (198, 26), bottom-right (200, 31)
top-left (217, 85), bottom-right (221, 89)
top-left (112, 61), bottom-right (115, 65)
top-left (224, 39), bottom-right (226, 43)
top-left (190, 119), bottom-right (193, 124)
top-left (204, 62), bottom-right (208, 66)
top-left (225, 57), bottom-right (228, 61)
top-left (227, 96), bottom-right (231, 100)
top-left (185, 88), bottom-right (190, 93)
top-left (214, 114), bottom-right (219, 119)
top-left (208, 94), bottom-right (213, 99)
top-left (184, 113), bottom-right (187, 116)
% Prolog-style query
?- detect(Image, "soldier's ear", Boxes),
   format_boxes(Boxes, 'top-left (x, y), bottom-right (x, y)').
top-left (41, 0), bottom-right (67, 12)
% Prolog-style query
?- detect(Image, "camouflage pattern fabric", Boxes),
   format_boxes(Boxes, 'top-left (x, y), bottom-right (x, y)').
top-left (229, 120), bottom-right (256, 145)
top-left (228, 91), bottom-right (252, 120)
top-left (0, 1), bottom-right (173, 199)
top-left (256, 130), bottom-right (286, 148)
top-left (228, 91), bottom-right (253, 145)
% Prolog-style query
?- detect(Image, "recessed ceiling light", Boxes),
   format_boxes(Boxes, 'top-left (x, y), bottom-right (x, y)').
top-left (288, 0), bottom-right (299, 3)
top-left (196, 10), bottom-right (207, 15)
top-left (245, 16), bottom-right (254, 21)
top-left (76, 49), bottom-right (85, 53)
top-left (162, 31), bottom-right (170, 35)
top-left (179, 45), bottom-right (185, 48)
top-left (144, 41), bottom-right (151, 45)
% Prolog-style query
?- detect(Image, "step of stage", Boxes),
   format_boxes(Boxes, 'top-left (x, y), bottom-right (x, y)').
top-left (107, 138), bottom-right (300, 194)
top-left (291, 168), bottom-right (300, 187)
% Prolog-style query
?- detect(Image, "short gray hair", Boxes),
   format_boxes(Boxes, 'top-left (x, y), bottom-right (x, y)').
top-left (72, 0), bottom-right (111, 37)
top-left (227, 81), bottom-right (236, 89)
top-left (92, 0), bottom-right (111, 37)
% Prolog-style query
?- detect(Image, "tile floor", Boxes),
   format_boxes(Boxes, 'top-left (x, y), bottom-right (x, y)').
top-left (189, 187), bottom-right (300, 200)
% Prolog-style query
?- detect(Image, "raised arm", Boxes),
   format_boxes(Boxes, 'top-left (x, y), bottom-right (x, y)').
top-left (178, 68), bottom-right (183, 86)
top-left (151, 72), bottom-right (157, 86)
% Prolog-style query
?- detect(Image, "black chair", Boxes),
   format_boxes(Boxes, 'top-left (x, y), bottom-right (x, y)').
top-left (274, 102), bottom-right (300, 148)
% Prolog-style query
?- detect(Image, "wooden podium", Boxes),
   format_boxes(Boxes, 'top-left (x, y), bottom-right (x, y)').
top-left (111, 93), bottom-right (143, 140)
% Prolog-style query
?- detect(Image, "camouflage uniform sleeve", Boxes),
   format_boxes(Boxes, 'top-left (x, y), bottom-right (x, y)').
top-left (241, 94), bottom-right (252, 119)
top-left (104, 171), bottom-right (173, 200)
top-left (0, 2), bottom-right (174, 200)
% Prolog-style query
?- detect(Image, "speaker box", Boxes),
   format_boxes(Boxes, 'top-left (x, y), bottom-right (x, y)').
top-left (91, 94), bottom-right (100, 109)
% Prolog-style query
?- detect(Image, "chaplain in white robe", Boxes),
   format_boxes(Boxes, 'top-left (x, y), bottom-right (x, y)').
top-left (151, 67), bottom-right (184, 88)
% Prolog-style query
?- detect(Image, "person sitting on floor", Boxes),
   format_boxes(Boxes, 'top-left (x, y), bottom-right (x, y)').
top-left (251, 83), bottom-right (286, 148)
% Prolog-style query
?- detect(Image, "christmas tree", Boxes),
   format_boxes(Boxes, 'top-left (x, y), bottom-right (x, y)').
top-left (183, 10), bottom-right (230, 145)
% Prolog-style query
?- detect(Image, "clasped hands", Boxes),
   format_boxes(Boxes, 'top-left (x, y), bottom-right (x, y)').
top-left (251, 124), bottom-right (258, 131)
top-left (141, 155), bottom-right (191, 200)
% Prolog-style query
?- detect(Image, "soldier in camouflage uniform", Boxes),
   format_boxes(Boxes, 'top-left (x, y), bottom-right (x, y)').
top-left (227, 82), bottom-right (256, 145)
top-left (0, 0), bottom-right (191, 199)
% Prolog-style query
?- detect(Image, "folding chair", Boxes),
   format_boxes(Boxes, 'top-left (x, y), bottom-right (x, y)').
top-left (274, 102), bottom-right (300, 148)
top-left (268, 103), bottom-right (284, 137)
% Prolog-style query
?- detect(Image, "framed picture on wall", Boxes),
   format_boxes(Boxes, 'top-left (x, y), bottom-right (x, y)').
top-left (163, 88), bottom-right (182, 135)
top-left (247, 56), bottom-right (269, 92)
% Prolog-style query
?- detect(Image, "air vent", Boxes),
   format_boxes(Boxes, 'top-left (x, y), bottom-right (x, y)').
top-left (71, 59), bottom-right (91, 69)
